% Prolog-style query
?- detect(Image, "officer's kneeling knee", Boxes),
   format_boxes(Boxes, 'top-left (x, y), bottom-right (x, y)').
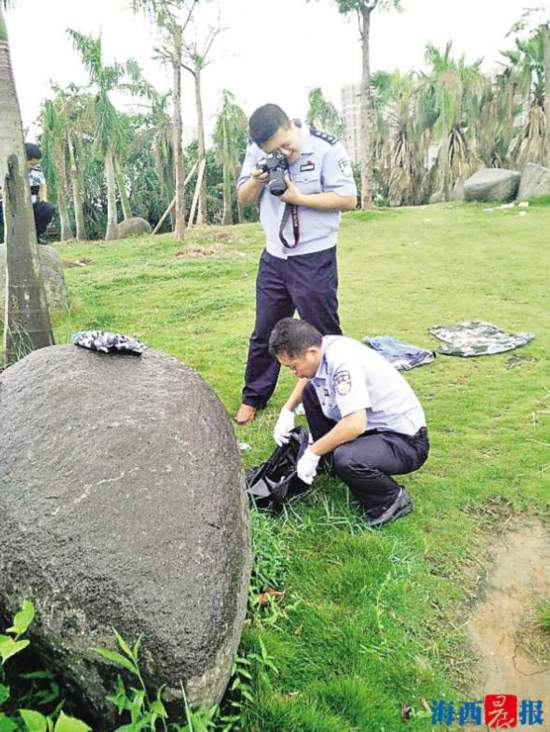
top-left (333, 444), bottom-right (356, 477)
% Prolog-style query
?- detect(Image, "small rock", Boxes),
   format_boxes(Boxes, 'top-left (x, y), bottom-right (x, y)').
top-left (115, 217), bottom-right (152, 239)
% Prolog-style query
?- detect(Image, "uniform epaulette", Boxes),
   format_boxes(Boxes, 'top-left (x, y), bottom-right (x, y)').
top-left (309, 127), bottom-right (338, 145)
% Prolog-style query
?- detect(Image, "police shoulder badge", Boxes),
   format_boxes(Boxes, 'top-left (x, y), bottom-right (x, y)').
top-left (338, 158), bottom-right (352, 178)
top-left (334, 370), bottom-right (352, 396)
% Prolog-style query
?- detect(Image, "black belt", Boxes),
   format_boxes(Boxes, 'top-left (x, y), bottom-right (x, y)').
top-left (279, 203), bottom-right (300, 248)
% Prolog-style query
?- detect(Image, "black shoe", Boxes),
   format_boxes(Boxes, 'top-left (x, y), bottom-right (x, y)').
top-left (37, 235), bottom-right (49, 245)
top-left (364, 488), bottom-right (413, 528)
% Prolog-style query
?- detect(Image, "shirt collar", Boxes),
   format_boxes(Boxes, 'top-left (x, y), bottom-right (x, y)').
top-left (313, 338), bottom-right (328, 380)
top-left (299, 126), bottom-right (314, 155)
top-left (292, 119), bottom-right (314, 155)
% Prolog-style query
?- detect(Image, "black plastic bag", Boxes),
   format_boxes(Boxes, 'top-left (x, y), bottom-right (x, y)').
top-left (245, 427), bottom-right (311, 512)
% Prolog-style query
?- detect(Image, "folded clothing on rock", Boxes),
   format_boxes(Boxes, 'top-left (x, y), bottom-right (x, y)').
top-left (429, 320), bottom-right (534, 357)
top-left (73, 330), bottom-right (146, 355)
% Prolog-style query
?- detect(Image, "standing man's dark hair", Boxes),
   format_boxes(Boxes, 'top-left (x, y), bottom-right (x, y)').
top-left (234, 101), bottom-right (357, 425)
top-left (248, 104), bottom-right (291, 147)
top-left (25, 143), bottom-right (42, 161)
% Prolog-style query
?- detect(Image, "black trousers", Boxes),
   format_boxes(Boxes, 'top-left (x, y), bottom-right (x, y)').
top-left (303, 382), bottom-right (429, 514)
top-left (242, 247), bottom-right (341, 408)
top-left (0, 201), bottom-right (54, 239)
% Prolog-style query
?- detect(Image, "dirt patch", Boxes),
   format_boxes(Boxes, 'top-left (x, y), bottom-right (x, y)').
top-left (506, 355), bottom-right (536, 369)
top-left (175, 244), bottom-right (246, 259)
top-left (62, 257), bottom-right (93, 268)
top-left (467, 523), bottom-right (550, 709)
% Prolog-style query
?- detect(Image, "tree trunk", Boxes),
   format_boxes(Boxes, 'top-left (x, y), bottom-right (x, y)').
top-left (543, 23), bottom-right (550, 168)
top-left (172, 32), bottom-right (186, 241)
top-left (360, 6), bottom-right (373, 209)
top-left (114, 157), bottom-right (132, 221)
top-left (4, 155), bottom-right (54, 364)
top-left (104, 147), bottom-right (119, 241)
top-left (440, 120), bottom-right (450, 200)
top-left (55, 180), bottom-right (73, 241)
top-left (1, 8), bottom-right (53, 365)
top-left (431, 113), bottom-right (450, 202)
top-left (221, 119), bottom-right (232, 225)
top-left (68, 132), bottom-right (87, 240)
top-left (55, 142), bottom-right (74, 241)
top-left (194, 70), bottom-right (207, 226)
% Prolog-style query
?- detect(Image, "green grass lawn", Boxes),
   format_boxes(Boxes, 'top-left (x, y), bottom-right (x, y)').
top-left (52, 201), bottom-right (549, 731)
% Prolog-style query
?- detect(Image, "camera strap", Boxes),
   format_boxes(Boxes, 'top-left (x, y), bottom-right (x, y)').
top-left (279, 204), bottom-right (300, 249)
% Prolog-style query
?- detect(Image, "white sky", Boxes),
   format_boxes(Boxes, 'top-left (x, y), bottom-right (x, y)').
top-left (5, 0), bottom-right (550, 142)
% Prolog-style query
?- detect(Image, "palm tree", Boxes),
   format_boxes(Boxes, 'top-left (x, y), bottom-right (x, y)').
top-left (544, 23), bottom-right (550, 166)
top-left (306, 87), bottom-right (344, 137)
top-left (502, 30), bottom-right (547, 167)
top-left (67, 30), bottom-right (134, 240)
top-left (380, 71), bottom-right (432, 206)
top-left (475, 70), bottom-right (518, 168)
top-left (331, 0), bottom-right (402, 209)
top-left (112, 60), bottom-right (155, 223)
top-left (182, 21), bottom-right (225, 226)
top-left (212, 90), bottom-right (247, 225)
top-left (131, 0), bottom-right (200, 240)
top-left (369, 70), bottom-right (399, 202)
top-left (1, 0), bottom-right (53, 364)
top-left (149, 91), bottom-right (175, 211)
top-left (61, 86), bottom-right (90, 240)
top-left (422, 41), bottom-right (484, 202)
top-left (41, 97), bottom-right (75, 241)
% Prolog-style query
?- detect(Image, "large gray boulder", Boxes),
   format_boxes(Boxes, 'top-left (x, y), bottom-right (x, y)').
top-left (116, 217), bottom-right (152, 238)
top-left (0, 244), bottom-right (69, 317)
top-left (0, 345), bottom-right (251, 727)
top-left (464, 168), bottom-right (521, 202)
top-left (517, 162), bottom-right (550, 200)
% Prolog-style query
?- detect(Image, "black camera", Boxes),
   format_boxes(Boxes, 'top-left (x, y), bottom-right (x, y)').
top-left (257, 152), bottom-right (289, 196)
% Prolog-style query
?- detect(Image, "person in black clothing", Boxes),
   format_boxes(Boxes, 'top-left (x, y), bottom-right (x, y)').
top-left (0, 143), bottom-right (54, 244)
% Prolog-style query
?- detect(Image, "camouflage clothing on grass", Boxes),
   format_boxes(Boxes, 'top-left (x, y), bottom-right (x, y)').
top-left (429, 321), bottom-right (534, 357)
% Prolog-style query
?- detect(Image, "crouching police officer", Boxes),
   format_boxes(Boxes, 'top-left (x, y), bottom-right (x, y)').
top-left (269, 318), bottom-right (430, 528)
top-left (234, 104), bottom-right (357, 425)
top-left (0, 143), bottom-right (54, 245)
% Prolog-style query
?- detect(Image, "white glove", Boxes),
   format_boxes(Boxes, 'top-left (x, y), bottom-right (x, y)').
top-left (273, 407), bottom-right (295, 446)
top-left (297, 447), bottom-right (320, 485)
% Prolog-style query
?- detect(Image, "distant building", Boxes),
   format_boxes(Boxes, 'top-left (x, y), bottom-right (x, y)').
top-left (341, 84), bottom-right (362, 163)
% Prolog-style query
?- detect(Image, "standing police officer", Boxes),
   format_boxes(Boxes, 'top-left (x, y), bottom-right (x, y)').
top-left (268, 318), bottom-right (430, 528)
top-left (234, 104), bottom-right (357, 425)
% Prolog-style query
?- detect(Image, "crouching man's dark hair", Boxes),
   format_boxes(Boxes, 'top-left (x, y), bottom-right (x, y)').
top-left (25, 143), bottom-right (42, 160)
top-left (269, 318), bottom-right (323, 358)
top-left (249, 104), bottom-right (291, 147)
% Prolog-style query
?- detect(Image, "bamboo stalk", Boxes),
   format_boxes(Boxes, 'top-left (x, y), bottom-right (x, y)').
top-left (152, 161), bottom-right (198, 235)
top-left (187, 158), bottom-right (206, 229)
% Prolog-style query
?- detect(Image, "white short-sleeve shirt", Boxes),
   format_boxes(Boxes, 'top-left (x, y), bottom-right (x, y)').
top-left (310, 336), bottom-right (426, 436)
top-left (28, 167), bottom-right (46, 203)
top-left (237, 122), bottom-right (356, 260)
